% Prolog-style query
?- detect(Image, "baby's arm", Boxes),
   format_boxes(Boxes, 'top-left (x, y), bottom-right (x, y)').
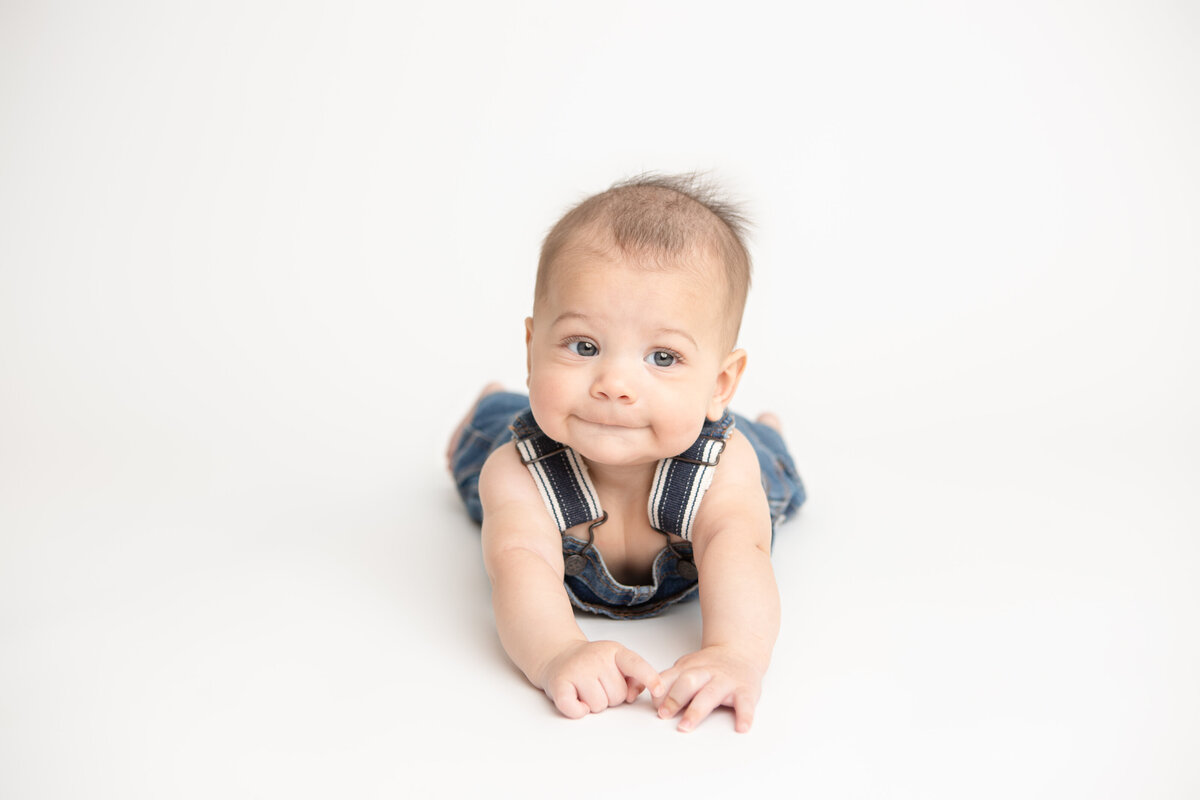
top-left (654, 431), bottom-right (779, 733)
top-left (478, 444), bottom-right (664, 717)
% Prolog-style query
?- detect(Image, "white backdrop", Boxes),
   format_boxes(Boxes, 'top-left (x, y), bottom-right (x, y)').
top-left (2, 2), bottom-right (1197, 798)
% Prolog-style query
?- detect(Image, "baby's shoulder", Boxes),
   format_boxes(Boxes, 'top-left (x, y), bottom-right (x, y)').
top-left (478, 440), bottom-right (561, 551)
top-left (477, 439), bottom-right (566, 573)
top-left (711, 428), bottom-right (764, 489)
top-left (690, 428), bottom-right (771, 544)
top-left (479, 439), bottom-right (534, 500)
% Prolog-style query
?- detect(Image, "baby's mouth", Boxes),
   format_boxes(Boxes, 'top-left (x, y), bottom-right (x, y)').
top-left (578, 416), bottom-right (639, 430)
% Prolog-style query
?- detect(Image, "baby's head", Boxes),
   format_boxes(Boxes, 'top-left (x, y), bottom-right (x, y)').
top-left (525, 174), bottom-right (754, 465)
top-left (534, 173), bottom-right (752, 351)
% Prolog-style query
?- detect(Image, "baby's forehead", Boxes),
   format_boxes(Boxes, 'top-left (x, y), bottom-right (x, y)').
top-left (537, 243), bottom-right (740, 340)
top-left (540, 257), bottom-right (728, 326)
top-left (545, 227), bottom-right (728, 287)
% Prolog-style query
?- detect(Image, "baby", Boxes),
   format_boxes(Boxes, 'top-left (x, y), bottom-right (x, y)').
top-left (447, 174), bottom-right (805, 732)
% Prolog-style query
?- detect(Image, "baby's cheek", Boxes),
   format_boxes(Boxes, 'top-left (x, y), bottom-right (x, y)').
top-left (527, 388), bottom-right (567, 441)
top-left (658, 419), bottom-right (705, 455)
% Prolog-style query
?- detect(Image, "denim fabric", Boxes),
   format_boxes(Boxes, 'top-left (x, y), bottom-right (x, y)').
top-left (450, 391), bottom-right (806, 619)
top-left (560, 536), bottom-right (700, 620)
top-left (451, 392), bottom-right (530, 524)
top-left (735, 411), bottom-right (807, 531)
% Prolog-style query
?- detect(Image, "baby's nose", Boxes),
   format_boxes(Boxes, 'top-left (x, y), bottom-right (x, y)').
top-left (590, 364), bottom-right (637, 403)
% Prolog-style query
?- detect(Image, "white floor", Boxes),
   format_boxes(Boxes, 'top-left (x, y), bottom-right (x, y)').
top-left (2, 3), bottom-right (1198, 798)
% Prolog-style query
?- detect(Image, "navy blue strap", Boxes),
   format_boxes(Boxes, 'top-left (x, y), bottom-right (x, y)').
top-left (648, 412), bottom-right (735, 540)
top-left (511, 411), bottom-right (601, 531)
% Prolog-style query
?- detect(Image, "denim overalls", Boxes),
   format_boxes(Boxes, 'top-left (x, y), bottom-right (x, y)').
top-left (451, 392), bottom-right (805, 620)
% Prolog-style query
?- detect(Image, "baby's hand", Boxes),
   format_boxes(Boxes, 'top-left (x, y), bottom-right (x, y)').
top-left (655, 645), bottom-right (764, 733)
top-left (538, 640), bottom-right (665, 719)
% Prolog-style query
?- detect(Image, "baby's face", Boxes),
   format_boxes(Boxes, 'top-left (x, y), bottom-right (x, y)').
top-left (526, 242), bottom-right (738, 468)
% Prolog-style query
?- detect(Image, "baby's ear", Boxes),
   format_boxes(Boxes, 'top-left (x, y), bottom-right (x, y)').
top-left (524, 317), bottom-right (534, 385)
top-left (707, 349), bottom-right (748, 420)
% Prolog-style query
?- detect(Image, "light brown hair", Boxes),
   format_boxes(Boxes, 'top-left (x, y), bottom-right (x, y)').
top-left (535, 173), bottom-right (753, 347)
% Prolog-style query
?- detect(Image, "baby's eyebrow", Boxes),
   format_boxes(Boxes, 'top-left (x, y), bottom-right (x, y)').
top-left (551, 312), bottom-right (698, 349)
top-left (551, 311), bottom-right (593, 327)
top-left (655, 328), bottom-right (698, 349)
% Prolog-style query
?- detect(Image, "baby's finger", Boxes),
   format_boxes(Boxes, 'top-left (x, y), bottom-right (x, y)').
top-left (657, 669), bottom-right (711, 721)
top-left (625, 676), bottom-right (644, 704)
top-left (655, 666), bottom-right (680, 708)
top-left (732, 691), bottom-right (757, 733)
top-left (614, 648), bottom-right (664, 700)
top-left (547, 681), bottom-right (589, 719)
top-left (578, 679), bottom-right (609, 714)
top-left (676, 682), bottom-right (730, 733)
top-left (598, 668), bottom-right (628, 708)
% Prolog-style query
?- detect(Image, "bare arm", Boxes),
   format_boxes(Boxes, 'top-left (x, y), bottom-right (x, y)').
top-left (479, 444), bottom-right (663, 716)
top-left (696, 499), bottom-right (779, 667)
top-left (654, 431), bottom-right (779, 732)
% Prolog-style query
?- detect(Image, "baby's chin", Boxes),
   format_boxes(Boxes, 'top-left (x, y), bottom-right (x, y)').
top-left (563, 436), bottom-right (650, 467)
top-left (571, 433), bottom-right (699, 469)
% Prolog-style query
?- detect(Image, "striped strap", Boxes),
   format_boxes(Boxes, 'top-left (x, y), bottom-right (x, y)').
top-left (511, 412), bottom-right (601, 531)
top-left (648, 412), bottom-right (734, 541)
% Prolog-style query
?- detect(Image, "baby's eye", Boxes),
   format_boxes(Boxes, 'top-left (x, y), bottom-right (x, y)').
top-left (647, 350), bottom-right (677, 368)
top-left (567, 340), bottom-right (598, 357)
